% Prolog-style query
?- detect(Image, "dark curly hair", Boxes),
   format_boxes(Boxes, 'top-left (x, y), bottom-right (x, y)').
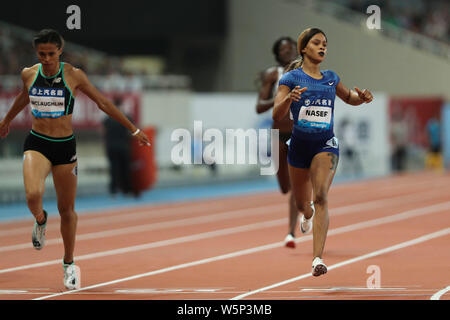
top-left (272, 36), bottom-right (296, 64)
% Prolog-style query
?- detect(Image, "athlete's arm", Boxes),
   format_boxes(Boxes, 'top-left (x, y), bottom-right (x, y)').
top-left (256, 69), bottom-right (277, 114)
top-left (0, 68), bottom-right (33, 138)
top-left (273, 85), bottom-right (306, 121)
top-left (336, 81), bottom-right (373, 106)
top-left (72, 67), bottom-right (150, 146)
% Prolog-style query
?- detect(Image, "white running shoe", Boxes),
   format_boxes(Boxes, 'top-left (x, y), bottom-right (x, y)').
top-left (32, 210), bottom-right (47, 250)
top-left (300, 202), bottom-right (315, 234)
top-left (63, 262), bottom-right (81, 290)
top-left (312, 257), bottom-right (327, 277)
top-left (284, 233), bottom-right (296, 248)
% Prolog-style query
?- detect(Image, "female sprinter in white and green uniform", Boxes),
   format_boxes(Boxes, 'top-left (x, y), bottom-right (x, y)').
top-left (0, 29), bottom-right (150, 289)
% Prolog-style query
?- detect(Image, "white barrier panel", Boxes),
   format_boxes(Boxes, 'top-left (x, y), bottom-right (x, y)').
top-left (334, 92), bottom-right (389, 178)
top-left (157, 92), bottom-right (390, 178)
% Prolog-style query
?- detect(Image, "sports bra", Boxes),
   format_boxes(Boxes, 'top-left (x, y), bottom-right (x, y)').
top-left (28, 62), bottom-right (74, 118)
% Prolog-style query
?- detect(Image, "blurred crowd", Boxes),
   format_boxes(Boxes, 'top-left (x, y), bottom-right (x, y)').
top-left (334, 0), bottom-right (449, 44)
top-left (0, 25), bottom-right (138, 76)
top-left (1, 0), bottom-right (448, 76)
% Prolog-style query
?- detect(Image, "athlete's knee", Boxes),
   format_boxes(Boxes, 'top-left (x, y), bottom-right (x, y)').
top-left (58, 204), bottom-right (76, 219)
top-left (26, 190), bottom-right (43, 207)
top-left (280, 185), bottom-right (290, 194)
top-left (313, 189), bottom-right (329, 207)
top-left (295, 200), bottom-right (310, 213)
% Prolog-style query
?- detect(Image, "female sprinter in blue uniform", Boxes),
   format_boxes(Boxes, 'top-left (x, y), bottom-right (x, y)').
top-left (273, 28), bottom-right (373, 276)
top-left (256, 36), bottom-right (314, 248)
top-left (0, 29), bottom-right (150, 289)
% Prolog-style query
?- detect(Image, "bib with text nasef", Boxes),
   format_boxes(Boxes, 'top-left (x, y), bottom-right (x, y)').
top-left (297, 106), bottom-right (332, 129)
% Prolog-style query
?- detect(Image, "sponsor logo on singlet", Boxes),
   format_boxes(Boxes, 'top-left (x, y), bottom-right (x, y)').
top-left (297, 98), bottom-right (333, 130)
top-left (29, 86), bottom-right (65, 118)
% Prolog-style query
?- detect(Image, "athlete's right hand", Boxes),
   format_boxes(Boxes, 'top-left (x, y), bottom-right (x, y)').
top-left (0, 120), bottom-right (10, 138)
top-left (288, 86), bottom-right (307, 102)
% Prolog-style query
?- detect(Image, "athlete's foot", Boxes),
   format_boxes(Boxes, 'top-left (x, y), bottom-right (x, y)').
top-left (300, 202), bottom-right (315, 234)
top-left (32, 210), bottom-right (47, 250)
top-left (312, 257), bottom-right (327, 277)
top-left (300, 214), bottom-right (313, 234)
top-left (284, 233), bottom-right (296, 248)
top-left (63, 261), bottom-right (81, 290)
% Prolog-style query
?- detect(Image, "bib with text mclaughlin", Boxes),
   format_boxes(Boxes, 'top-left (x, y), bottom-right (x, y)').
top-left (29, 87), bottom-right (66, 118)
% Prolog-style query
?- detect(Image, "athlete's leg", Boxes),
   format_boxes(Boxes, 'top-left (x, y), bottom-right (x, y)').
top-left (276, 141), bottom-right (300, 235)
top-left (288, 165), bottom-right (314, 220)
top-left (23, 151), bottom-right (52, 223)
top-left (52, 162), bottom-right (78, 264)
top-left (309, 152), bottom-right (338, 259)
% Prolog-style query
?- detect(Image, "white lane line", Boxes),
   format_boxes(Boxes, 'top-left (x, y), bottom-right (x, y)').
top-left (300, 287), bottom-right (407, 292)
top-left (2, 174), bottom-right (447, 236)
top-left (1, 186), bottom-right (446, 252)
top-left (0, 203), bottom-right (282, 252)
top-left (330, 186), bottom-right (445, 216)
top-left (0, 198), bottom-right (264, 236)
top-left (0, 218), bottom-right (287, 274)
top-left (3, 200), bottom-right (449, 274)
top-left (231, 228), bottom-right (450, 300)
top-left (114, 288), bottom-right (223, 294)
top-left (3, 199), bottom-right (450, 276)
top-left (430, 286), bottom-right (450, 300)
top-left (0, 290), bottom-right (29, 294)
top-left (31, 205), bottom-right (450, 300)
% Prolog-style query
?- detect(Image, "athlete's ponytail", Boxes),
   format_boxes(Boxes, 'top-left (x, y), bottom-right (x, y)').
top-left (285, 57), bottom-right (304, 72)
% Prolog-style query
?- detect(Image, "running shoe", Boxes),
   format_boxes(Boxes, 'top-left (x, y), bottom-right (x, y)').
top-left (312, 257), bottom-right (327, 277)
top-left (32, 210), bottom-right (47, 250)
top-left (300, 202), bottom-right (315, 234)
top-left (63, 262), bottom-right (81, 290)
top-left (284, 233), bottom-right (296, 248)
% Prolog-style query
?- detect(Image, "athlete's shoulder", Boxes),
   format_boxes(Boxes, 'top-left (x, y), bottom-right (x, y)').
top-left (264, 66), bottom-right (279, 74)
top-left (280, 68), bottom-right (297, 79)
top-left (21, 64), bottom-right (39, 82)
top-left (261, 66), bottom-right (280, 81)
top-left (63, 62), bottom-right (81, 74)
top-left (22, 64), bottom-right (39, 76)
top-left (278, 69), bottom-right (299, 89)
top-left (63, 62), bottom-right (88, 81)
top-left (322, 69), bottom-right (340, 80)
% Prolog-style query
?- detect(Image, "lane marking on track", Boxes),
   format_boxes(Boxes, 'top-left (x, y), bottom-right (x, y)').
top-left (300, 287), bottom-right (407, 292)
top-left (430, 286), bottom-right (450, 300)
top-left (0, 290), bottom-right (29, 294)
top-left (1, 186), bottom-right (446, 252)
top-left (258, 293), bottom-right (435, 299)
top-left (231, 228), bottom-right (450, 300)
top-left (114, 288), bottom-right (223, 294)
top-left (2, 200), bottom-right (449, 275)
top-left (0, 204), bottom-right (282, 252)
top-left (2, 174), bottom-right (447, 236)
top-left (31, 208), bottom-right (450, 300)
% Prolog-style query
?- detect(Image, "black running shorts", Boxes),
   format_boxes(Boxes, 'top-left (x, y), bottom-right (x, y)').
top-left (23, 130), bottom-right (77, 166)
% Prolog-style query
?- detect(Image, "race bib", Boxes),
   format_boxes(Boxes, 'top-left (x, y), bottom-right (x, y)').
top-left (29, 87), bottom-right (65, 118)
top-left (297, 106), bottom-right (332, 130)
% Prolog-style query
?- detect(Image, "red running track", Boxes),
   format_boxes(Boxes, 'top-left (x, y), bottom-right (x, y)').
top-left (0, 171), bottom-right (449, 300)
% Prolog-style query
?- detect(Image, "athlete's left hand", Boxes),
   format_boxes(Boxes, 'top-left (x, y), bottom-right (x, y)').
top-left (354, 87), bottom-right (373, 103)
